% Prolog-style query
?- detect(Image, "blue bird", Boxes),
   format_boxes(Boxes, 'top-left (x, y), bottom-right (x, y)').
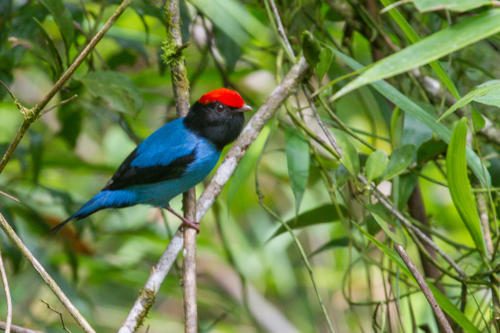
top-left (54, 88), bottom-right (251, 232)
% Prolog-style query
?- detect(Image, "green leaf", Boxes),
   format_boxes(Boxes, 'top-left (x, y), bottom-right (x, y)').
top-left (302, 31), bottom-right (321, 68)
top-left (471, 109), bottom-right (485, 132)
top-left (309, 237), bottom-right (350, 257)
top-left (366, 204), bottom-right (404, 244)
top-left (317, 47), bottom-right (334, 81)
top-left (332, 10), bottom-right (500, 101)
top-left (190, 0), bottom-right (269, 46)
top-left (285, 128), bottom-right (310, 213)
top-left (357, 225), bottom-right (411, 277)
top-left (80, 71), bottom-right (143, 115)
top-left (446, 118), bottom-right (486, 255)
top-left (271, 204), bottom-right (346, 237)
top-left (439, 80), bottom-right (500, 121)
top-left (40, 0), bottom-right (74, 62)
top-left (332, 49), bottom-right (490, 186)
top-left (366, 149), bottom-right (388, 182)
top-left (414, 0), bottom-right (493, 12)
top-left (428, 284), bottom-right (481, 333)
top-left (383, 144), bottom-right (415, 180)
top-left (335, 130), bottom-right (359, 176)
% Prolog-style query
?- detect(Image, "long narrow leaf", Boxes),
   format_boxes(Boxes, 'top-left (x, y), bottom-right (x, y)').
top-left (439, 80), bottom-right (500, 121)
top-left (332, 50), bottom-right (490, 186)
top-left (446, 118), bottom-right (486, 255)
top-left (332, 10), bottom-right (500, 100)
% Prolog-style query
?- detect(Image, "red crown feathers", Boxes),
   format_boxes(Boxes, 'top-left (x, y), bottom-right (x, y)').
top-left (198, 88), bottom-right (245, 108)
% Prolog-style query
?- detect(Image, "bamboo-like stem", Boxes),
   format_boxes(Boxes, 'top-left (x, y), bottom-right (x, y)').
top-left (0, 248), bottom-right (12, 333)
top-left (118, 57), bottom-right (309, 333)
top-left (0, 0), bottom-right (131, 174)
top-left (164, 0), bottom-right (197, 331)
top-left (0, 214), bottom-right (95, 333)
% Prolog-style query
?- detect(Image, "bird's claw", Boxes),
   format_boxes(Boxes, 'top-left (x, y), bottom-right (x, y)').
top-left (181, 219), bottom-right (200, 233)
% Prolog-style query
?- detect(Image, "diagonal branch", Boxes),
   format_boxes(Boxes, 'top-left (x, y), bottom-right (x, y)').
top-left (118, 56), bottom-right (309, 333)
top-left (0, 0), bottom-right (131, 174)
top-left (0, 214), bottom-right (95, 333)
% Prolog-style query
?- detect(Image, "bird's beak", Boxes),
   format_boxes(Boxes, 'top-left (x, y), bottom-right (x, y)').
top-left (236, 104), bottom-right (253, 112)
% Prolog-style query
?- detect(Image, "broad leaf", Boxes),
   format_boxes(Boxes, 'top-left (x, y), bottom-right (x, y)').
top-left (446, 118), bottom-right (486, 255)
top-left (80, 71), bottom-right (143, 115)
top-left (383, 144), bottom-right (415, 180)
top-left (332, 10), bottom-right (500, 101)
top-left (366, 149), bottom-right (388, 182)
top-left (335, 130), bottom-right (359, 176)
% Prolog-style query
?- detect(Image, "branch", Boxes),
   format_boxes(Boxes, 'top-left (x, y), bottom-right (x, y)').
top-left (0, 322), bottom-right (42, 333)
top-left (164, 0), bottom-right (197, 332)
top-left (0, 248), bottom-right (11, 333)
top-left (0, 0), bottom-right (131, 174)
top-left (394, 244), bottom-right (453, 333)
top-left (0, 214), bottom-right (96, 333)
top-left (118, 56), bottom-right (309, 333)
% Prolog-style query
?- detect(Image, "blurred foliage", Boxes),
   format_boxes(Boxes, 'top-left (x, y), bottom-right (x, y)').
top-left (0, 0), bottom-right (499, 332)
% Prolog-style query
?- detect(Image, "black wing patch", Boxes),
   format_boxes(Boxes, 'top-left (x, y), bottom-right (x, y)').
top-left (102, 148), bottom-right (197, 191)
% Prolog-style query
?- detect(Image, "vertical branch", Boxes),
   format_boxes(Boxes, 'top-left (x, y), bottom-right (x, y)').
top-left (164, 1), bottom-right (197, 332)
top-left (0, 248), bottom-right (12, 333)
top-left (118, 57), bottom-right (309, 333)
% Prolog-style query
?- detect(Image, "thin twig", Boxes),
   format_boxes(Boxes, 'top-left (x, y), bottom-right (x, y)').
top-left (0, 190), bottom-right (20, 203)
top-left (394, 244), bottom-right (453, 333)
top-left (0, 322), bottom-right (43, 333)
top-left (0, 248), bottom-right (12, 333)
top-left (40, 94), bottom-right (78, 116)
top-left (0, 214), bottom-right (95, 333)
top-left (0, 0), bottom-right (131, 174)
top-left (40, 300), bottom-right (71, 333)
top-left (165, 0), bottom-right (197, 332)
top-left (118, 57), bottom-right (309, 333)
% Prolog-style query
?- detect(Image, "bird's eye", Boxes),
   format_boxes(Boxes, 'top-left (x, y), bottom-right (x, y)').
top-left (216, 103), bottom-right (224, 112)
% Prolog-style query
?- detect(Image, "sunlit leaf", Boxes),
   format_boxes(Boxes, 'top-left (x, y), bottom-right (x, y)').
top-left (332, 10), bottom-right (500, 101)
top-left (366, 149), bottom-right (388, 182)
top-left (446, 118), bottom-right (486, 255)
top-left (317, 47), bottom-right (334, 81)
top-left (335, 130), bottom-right (359, 176)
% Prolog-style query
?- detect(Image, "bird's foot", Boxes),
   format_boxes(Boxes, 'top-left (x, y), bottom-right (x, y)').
top-left (165, 206), bottom-right (200, 232)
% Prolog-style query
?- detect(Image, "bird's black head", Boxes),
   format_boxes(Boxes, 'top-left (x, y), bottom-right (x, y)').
top-left (184, 88), bottom-right (252, 150)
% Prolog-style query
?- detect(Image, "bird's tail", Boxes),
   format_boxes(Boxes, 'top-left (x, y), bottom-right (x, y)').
top-left (52, 190), bottom-right (134, 233)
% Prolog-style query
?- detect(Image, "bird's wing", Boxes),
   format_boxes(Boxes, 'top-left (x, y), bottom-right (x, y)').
top-left (102, 118), bottom-right (200, 190)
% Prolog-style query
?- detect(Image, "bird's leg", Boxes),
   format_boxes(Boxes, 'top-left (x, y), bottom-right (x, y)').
top-left (165, 205), bottom-right (200, 232)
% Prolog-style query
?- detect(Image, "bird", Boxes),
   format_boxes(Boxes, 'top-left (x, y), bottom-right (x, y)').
top-left (53, 88), bottom-right (252, 233)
